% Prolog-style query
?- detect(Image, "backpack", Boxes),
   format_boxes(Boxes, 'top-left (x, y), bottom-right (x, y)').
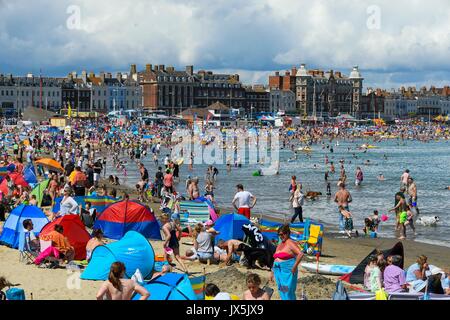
top-left (332, 280), bottom-right (349, 300)
top-left (6, 288), bottom-right (26, 300)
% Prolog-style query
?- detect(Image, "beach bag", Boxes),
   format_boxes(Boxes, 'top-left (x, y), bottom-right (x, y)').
top-left (6, 288), bottom-right (25, 300)
top-left (332, 280), bottom-right (349, 300)
top-left (375, 289), bottom-right (388, 300)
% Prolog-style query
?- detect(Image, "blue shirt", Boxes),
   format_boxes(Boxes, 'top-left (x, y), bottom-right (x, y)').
top-left (406, 263), bottom-right (420, 282)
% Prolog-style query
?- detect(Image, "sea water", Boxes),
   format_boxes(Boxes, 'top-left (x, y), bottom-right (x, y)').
top-left (107, 138), bottom-right (450, 248)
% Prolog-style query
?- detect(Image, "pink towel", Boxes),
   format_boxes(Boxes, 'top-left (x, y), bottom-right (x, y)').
top-left (34, 246), bottom-right (60, 265)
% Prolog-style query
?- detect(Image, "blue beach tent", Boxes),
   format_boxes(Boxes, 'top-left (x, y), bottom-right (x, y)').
top-left (0, 205), bottom-right (49, 249)
top-left (80, 231), bottom-right (155, 281)
top-left (23, 164), bottom-right (38, 186)
top-left (132, 273), bottom-right (197, 300)
top-left (214, 213), bottom-right (250, 244)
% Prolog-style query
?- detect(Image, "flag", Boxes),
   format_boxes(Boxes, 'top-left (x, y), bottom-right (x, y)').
top-left (68, 102), bottom-right (72, 119)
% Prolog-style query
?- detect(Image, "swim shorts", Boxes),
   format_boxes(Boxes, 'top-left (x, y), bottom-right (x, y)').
top-left (399, 212), bottom-right (408, 224)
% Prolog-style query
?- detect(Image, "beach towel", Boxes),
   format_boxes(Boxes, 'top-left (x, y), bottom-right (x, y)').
top-left (34, 245), bottom-right (60, 265)
top-left (273, 258), bottom-right (298, 300)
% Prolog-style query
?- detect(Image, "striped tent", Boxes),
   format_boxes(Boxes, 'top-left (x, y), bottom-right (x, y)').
top-left (259, 219), bottom-right (324, 256)
top-left (179, 198), bottom-right (217, 227)
top-left (52, 196), bottom-right (119, 214)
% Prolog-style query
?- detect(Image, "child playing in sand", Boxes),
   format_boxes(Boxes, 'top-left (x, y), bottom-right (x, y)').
top-left (243, 274), bottom-right (270, 300)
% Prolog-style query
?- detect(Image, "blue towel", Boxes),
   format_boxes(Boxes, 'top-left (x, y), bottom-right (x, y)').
top-left (273, 258), bottom-right (298, 300)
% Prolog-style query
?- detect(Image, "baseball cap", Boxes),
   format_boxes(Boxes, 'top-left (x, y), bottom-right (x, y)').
top-left (205, 220), bottom-right (214, 227)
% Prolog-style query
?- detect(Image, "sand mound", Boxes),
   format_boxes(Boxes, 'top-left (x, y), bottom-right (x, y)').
top-left (205, 266), bottom-right (263, 296)
top-left (297, 275), bottom-right (336, 300)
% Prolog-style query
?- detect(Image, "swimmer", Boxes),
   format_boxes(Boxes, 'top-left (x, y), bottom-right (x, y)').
top-left (378, 173), bottom-right (385, 181)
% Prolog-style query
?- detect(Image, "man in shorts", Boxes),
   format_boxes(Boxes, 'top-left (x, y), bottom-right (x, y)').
top-left (232, 184), bottom-right (257, 220)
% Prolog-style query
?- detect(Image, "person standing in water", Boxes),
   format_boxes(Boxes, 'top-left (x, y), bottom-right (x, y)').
top-left (355, 167), bottom-right (364, 186)
top-left (334, 183), bottom-right (352, 232)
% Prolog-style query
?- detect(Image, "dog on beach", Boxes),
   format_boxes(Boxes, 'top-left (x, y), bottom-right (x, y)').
top-left (416, 216), bottom-right (440, 226)
top-left (306, 191), bottom-right (322, 200)
top-left (238, 243), bottom-right (275, 270)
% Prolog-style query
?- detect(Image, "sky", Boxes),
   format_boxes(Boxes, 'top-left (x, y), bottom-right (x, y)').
top-left (0, 0), bottom-right (449, 90)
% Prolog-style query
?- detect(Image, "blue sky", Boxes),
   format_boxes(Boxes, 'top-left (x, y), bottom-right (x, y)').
top-left (0, 0), bottom-right (449, 89)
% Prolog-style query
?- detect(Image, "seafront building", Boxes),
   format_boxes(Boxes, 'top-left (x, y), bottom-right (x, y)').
top-left (1, 64), bottom-right (449, 119)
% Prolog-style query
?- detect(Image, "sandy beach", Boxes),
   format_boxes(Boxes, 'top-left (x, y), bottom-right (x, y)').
top-left (2, 192), bottom-right (449, 301)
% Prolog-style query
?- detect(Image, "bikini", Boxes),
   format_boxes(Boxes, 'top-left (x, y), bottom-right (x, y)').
top-left (273, 252), bottom-right (295, 260)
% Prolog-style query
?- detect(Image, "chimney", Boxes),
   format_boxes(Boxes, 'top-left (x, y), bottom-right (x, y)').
top-left (234, 74), bottom-right (239, 82)
top-left (159, 65), bottom-right (165, 72)
top-left (154, 65), bottom-right (159, 72)
top-left (89, 72), bottom-right (95, 78)
top-left (72, 71), bottom-right (77, 78)
top-left (275, 71), bottom-right (279, 76)
top-left (285, 71), bottom-right (291, 76)
top-left (291, 67), bottom-right (297, 77)
top-left (186, 65), bottom-right (194, 76)
top-left (167, 66), bottom-right (175, 73)
top-left (116, 72), bottom-right (122, 81)
top-left (145, 64), bottom-right (152, 72)
top-left (107, 73), bottom-right (112, 79)
top-left (100, 72), bottom-right (106, 83)
top-left (335, 71), bottom-right (342, 78)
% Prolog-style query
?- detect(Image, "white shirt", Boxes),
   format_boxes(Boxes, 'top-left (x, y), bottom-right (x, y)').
top-left (233, 191), bottom-right (254, 208)
top-left (60, 196), bottom-right (79, 215)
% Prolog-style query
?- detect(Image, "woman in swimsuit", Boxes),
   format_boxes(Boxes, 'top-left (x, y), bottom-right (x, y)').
top-left (270, 225), bottom-right (304, 300)
top-left (162, 213), bottom-right (188, 273)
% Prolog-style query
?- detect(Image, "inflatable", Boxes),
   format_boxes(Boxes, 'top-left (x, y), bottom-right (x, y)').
top-left (252, 170), bottom-right (262, 177)
top-left (297, 147), bottom-right (312, 152)
top-left (301, 263), bottom-right (356, 276)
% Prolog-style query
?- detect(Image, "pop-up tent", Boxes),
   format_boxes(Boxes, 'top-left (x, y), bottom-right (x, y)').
top-left (340, 242), bottom-right (404, 284)
top-left (0, 205), bottom-right (49, 248)
top-left (23, 164), bottom-right (38, 186)
top-left (214, 213), bottom-right (250, 244)
top-left (40, 215), bottom-right (91, 260)
top-left (132, 273), bottom-right (197, 300)
top-left (30, 179), bottom-right (50, 207)
top-left (0, 172), bottom-right (30, 194)
top-left (80, 231), bottom-right (155, 281)
top-left (94, 200), bottom-right (161, 240)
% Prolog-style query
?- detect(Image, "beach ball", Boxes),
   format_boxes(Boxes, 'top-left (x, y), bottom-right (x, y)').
top-left (381, 214), bottom-right (389, 222)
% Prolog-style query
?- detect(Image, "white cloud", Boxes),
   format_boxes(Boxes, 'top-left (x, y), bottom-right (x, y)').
top-left (0, 0), bottom-right (449, 88)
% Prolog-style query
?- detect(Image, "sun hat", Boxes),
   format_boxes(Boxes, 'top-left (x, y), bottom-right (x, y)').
top-left (205, 220), bottom-right (214, 227)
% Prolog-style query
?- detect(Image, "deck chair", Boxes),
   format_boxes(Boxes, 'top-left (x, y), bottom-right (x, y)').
top-left (18, 232), bottom-right (39, 264)
top-left (300, 224), bottom-right (322, 255)
top-left (388, 292), bottom-right (424, 300)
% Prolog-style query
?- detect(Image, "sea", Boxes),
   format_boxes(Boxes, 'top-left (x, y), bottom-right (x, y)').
top-left (107, 138), bottom-right (450, 248)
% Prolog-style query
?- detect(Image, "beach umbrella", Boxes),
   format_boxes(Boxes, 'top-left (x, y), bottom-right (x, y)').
top-left (35, 158), bottom-right (64, 172)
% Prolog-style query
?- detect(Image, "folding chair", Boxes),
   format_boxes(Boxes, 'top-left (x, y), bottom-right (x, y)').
top-left (18, 232), bottom-right (39, 264)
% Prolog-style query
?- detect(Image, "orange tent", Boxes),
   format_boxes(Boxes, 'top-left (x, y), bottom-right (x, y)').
top-left (35, 158), bottom-right (64, 172)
